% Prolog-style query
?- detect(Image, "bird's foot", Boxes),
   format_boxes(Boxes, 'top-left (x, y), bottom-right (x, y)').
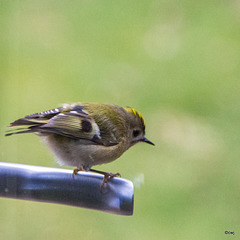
top-left (101, 172), bottom-right (121, 189)
top-left (72, 166), bottom-right (84, 180)
top-left (90, 169), bottom-right (121, 190)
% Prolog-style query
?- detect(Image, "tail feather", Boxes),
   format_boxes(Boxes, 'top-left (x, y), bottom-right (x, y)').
top-left (5, 117), bottom-right (47, 136)
top-left (5, 128), bottom-right (37, 136)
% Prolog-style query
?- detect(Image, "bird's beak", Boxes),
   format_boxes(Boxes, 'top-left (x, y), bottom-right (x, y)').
top-left (142, 138), bottom-right (155, 146)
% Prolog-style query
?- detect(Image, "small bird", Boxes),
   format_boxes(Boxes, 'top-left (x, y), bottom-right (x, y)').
top-left (6, 102), bottom-right (154, 188)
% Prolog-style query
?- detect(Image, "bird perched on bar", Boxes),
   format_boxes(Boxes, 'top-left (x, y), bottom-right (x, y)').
top-left (6, 102), bottom-right (154, 188)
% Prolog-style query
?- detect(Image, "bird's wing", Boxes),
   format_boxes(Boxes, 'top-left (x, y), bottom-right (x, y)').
top-left (6, 104), bottom-right (119, 146)
top-left (39, 111), bottom-right (101, 141)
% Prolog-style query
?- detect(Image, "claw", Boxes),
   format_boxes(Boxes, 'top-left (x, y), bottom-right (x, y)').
top-left (100, 172), bottom-right (121, 189)
top-left (72, 167), bottom-right (84, 180)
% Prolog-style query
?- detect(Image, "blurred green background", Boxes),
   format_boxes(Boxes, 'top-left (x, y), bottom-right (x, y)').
top-left (1, 0), bottom-right (240, 239)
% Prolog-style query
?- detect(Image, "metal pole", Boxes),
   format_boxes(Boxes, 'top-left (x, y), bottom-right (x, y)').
top-left (0, 162), bottom-right (134, 216)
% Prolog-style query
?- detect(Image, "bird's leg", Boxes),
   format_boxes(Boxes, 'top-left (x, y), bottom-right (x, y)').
top-left (72, 166), bottom-right (84, 180)
top-left (90, 169), bottom-right (121, 189)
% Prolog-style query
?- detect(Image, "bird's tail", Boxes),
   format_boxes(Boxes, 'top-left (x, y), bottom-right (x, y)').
top-left (5, 117), bottom-right (47, 136)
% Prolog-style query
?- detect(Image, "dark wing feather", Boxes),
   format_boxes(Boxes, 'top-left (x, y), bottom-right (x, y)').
top-left (25, 108), bottom-right (63, 120)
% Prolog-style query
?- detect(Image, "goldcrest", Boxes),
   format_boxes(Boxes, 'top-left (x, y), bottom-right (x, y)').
top-left (6, 102), bottom-right (154, 187)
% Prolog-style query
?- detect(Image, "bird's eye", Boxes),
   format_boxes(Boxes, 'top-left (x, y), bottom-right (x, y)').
top-left (133, 130), bottom-right (140, 138)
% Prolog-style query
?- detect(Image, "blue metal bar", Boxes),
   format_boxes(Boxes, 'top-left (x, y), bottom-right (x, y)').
top-left (0, 162), bottom-right (134, 216)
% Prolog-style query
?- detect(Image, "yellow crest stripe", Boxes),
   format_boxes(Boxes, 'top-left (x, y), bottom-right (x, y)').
top-left (124, 107), bottom-right (145, 127)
